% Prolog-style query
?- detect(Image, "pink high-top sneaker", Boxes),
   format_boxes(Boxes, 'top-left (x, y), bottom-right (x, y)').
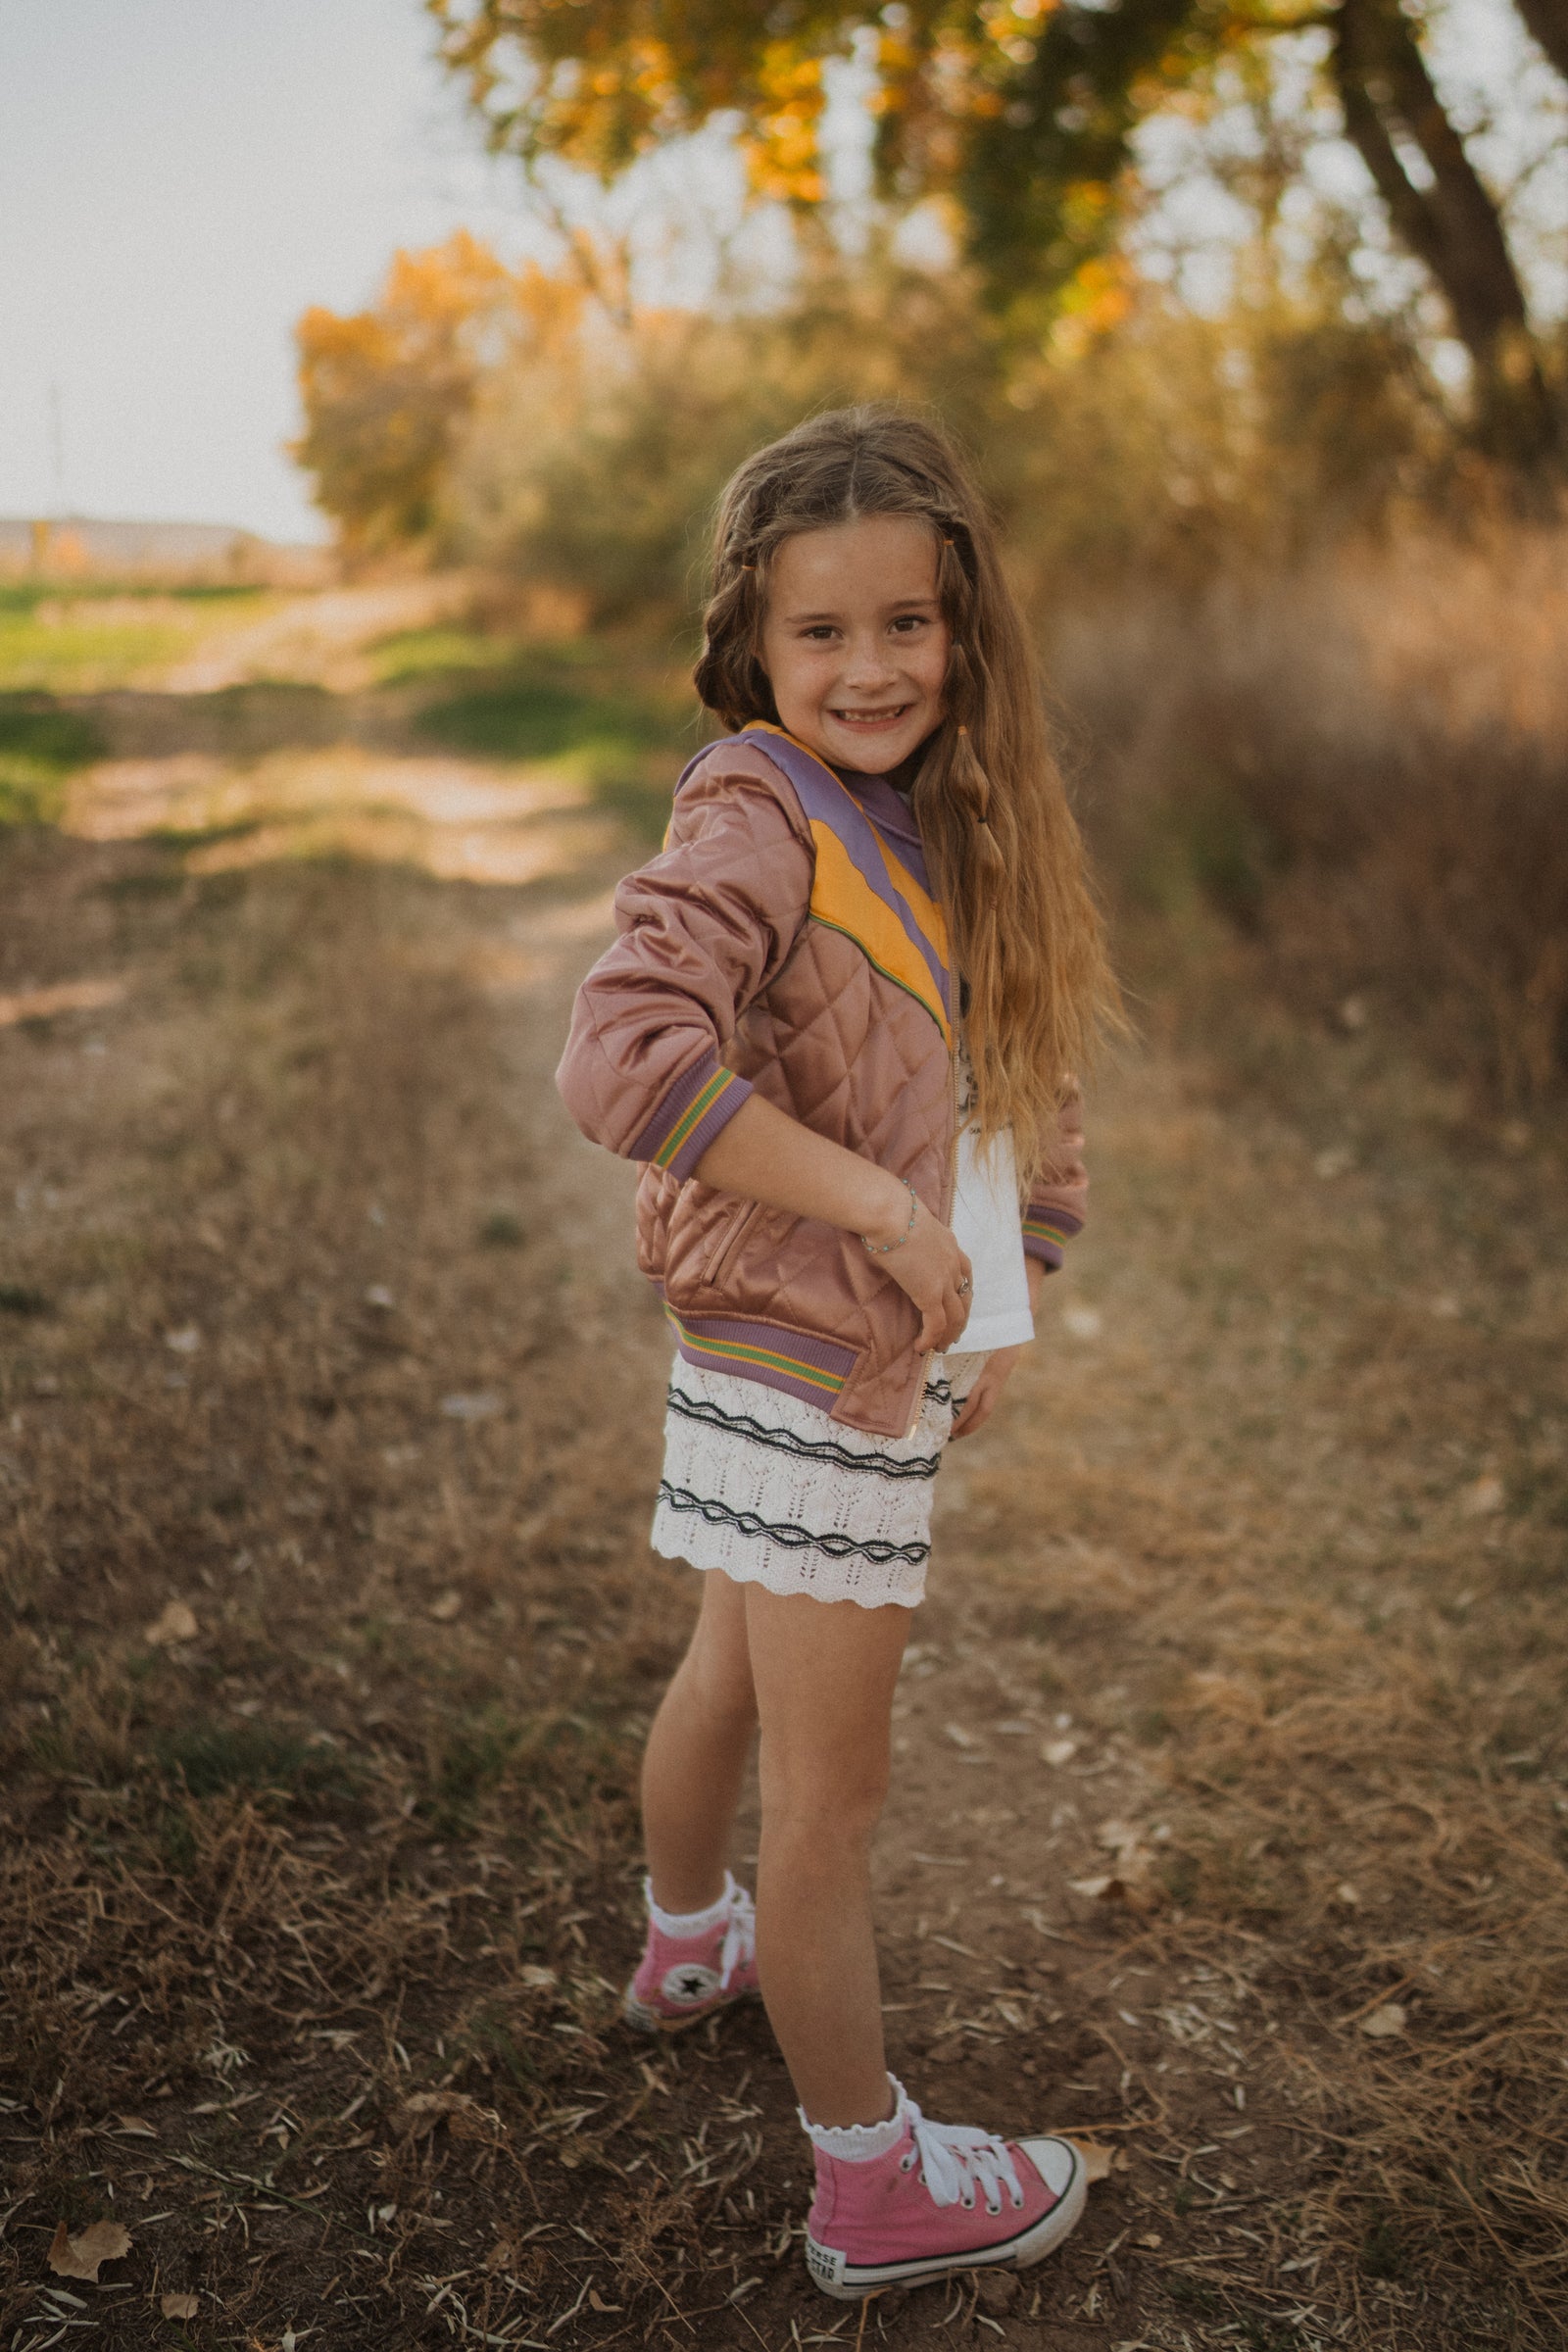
top-left (622, 1871), bottom-right (760, 2034)
top-left (804, 2087), bottom-right (1086, 2300)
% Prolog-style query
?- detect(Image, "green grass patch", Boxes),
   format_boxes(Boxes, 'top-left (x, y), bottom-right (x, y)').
top-left (0, 580), bottom-right (263, 615)
top-left (0, 1285), bottom-right (52, 1316)
top-left (146, 817), bottom-right (264, 854)
top-left (416, 670), bottom-right (668, 763)
top-left (0, 587), bottom-right (270, 692)
top-left (0, 696), bottom-right (106, 826)
top-left (153, 1721), bottom-right (359, 1809)
top-left (369, 626), bottom-right (514, 684)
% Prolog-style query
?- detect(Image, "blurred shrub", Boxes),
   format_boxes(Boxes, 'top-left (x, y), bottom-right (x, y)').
top-left (1050, 531), bottom-right (1568, 1104)
top-left (440, 244), bottom-right (1448, 620)
top-left (293, 232), bottom-right (585, 558)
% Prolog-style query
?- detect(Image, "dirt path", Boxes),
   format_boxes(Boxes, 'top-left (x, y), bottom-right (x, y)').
top-left (158, 577), bottom-right (474, 694)
top-left (2, 633), bottom-right (1564, 2352)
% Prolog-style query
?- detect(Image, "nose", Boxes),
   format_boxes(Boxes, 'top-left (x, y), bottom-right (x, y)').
top-left (839, 628), bottom-right (898, 690)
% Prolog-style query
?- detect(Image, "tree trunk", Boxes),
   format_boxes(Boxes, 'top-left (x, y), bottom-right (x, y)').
top-left (1513, 0), bottom-right (1568, 87)
top-left (1333, 0), bottom-right (1560, 467)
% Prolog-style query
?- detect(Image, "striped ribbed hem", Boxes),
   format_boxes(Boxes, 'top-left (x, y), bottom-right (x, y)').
top-left (662, 1302), bottom-right (858, 1413)
top-left (632, 1049), bottom-right (754, 1181)
top-left (1022, 1207), bottom-right (1082, 1271)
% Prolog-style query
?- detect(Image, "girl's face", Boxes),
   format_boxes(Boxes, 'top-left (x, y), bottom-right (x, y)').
top-left (759, 515), bottom-right (951, 774)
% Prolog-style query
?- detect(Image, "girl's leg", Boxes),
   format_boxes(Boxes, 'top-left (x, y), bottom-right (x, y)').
top-left (745, 1583), bottom-right (911, 2129)
top-left (641, 1567), bottom-right (758, 1915)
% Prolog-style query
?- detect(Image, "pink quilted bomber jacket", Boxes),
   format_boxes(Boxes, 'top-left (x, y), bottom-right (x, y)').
top-left (556, 727), bottom-right (1087, 1440)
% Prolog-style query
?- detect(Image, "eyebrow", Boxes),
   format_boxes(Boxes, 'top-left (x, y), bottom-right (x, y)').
top-left (780, 596), bottom-right (939, 623)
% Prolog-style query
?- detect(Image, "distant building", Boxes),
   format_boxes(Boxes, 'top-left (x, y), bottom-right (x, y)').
top-left (0, 515), bottom-right (331, 586)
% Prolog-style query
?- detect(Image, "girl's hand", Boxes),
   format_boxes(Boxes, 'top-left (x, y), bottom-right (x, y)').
top-left (951, 1344), bottom-right (1026, 1440)
top-left (874, 1196), bottom-right (973, 1352)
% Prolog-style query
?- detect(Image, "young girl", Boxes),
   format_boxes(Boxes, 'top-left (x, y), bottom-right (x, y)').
top-left (557, 408), bottom-right (1114, 2302)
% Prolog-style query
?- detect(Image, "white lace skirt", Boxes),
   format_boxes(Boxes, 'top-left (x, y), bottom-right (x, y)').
top-left (650, 1351), bottom-right (986, 1610)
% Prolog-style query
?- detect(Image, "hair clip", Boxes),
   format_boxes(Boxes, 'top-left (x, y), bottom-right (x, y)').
top-left (739, 562), bottom-right (756, 571)
top-left (942, 537), bottom-right (955, 547)
top-left (956, 723), bottom-right (969, 736)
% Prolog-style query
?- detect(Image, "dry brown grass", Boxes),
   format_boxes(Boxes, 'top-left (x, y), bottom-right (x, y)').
top-left (1, 639), bottom-right (1566, 2350)
top-left (1050, 523), bottom-right (1568, 1111)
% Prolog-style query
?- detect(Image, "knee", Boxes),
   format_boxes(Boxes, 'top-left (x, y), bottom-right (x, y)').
top-left (762, 1746), bottom-right (891, 1846)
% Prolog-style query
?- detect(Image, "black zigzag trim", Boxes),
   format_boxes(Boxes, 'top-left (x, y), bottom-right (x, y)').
top-left (656, 1483), bottom-right (931, 1569)
top-left (665, 1386), bottom-right (941, 1483)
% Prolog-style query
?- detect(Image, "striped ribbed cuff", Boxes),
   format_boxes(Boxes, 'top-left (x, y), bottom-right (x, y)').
top-left (1021, 1207), bottom-right (1081, 1271)
top-left (632, 1049), bottom-right (754, 1181)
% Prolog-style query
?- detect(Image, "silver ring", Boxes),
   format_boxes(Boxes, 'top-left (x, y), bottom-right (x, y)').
top-left (957, 1276), bottom-right (972, 1295)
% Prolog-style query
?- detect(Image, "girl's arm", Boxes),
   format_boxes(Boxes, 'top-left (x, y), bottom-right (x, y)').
top-left (558, 752), bottom-right (972, 1350)
top-left (694, 1095), bottom-right (974, 1354)
top-left (951, 1255), bottom-right (1047, 1439)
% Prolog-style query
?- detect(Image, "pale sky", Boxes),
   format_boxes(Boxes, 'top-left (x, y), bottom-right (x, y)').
top-left (0, 0), bottom-right (545, 540)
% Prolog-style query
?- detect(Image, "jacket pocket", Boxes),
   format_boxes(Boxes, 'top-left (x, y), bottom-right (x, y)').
top-left (702, 1197), bottom-right (763, 1291)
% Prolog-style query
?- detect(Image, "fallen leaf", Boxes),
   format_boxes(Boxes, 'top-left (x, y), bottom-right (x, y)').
top-left (1069, 1863), bottom-right (1163, 1915)
top-left (1460, 1474), bottom-right (1504, 1517)
top-left (111, 2115), bottom-right (158, 2138)
top-left (1068, 2140), bottom-right (1116, 2183)
top-left (160, 2291), bottom-right (200, 2319)
top-left (1061, 1303), bottom-right (1102, 1339)
top-left (1137, 2231), bottom-right (1162, 2248)
top-left (1333, 1882), bottom-right (1361, 1909)
top-left (364, 1285), bottom-right (395, 1309)
top-left (518, 1964), bottom-right (557, 1991)
top-left (1042, 1738), bottom-right (1078, 1767)
top-left (440, 1391), bottom-right (502, 1421)
top-left (427, 1590), bottom-right (462, 1622)
top-left (143, 1599), bottom-right (198, 1647)
top-left (0, 976), bottom-right (127, 1027)
top-left (164, 1326), bottom-right (201, 1354)
top-left (48, 2218), bottom-right (132, 2281)
top-left (1358, 2001), bottom-right (1407, 2038)
top-left (975, 2271), bottom-right (1018, 2313)
top-left (396, 2089), bottom-right (490, 2140)
top-left (943, 1723), bottom-right (977, 1749)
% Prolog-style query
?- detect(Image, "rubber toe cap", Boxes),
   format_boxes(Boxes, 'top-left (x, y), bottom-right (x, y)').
top-left (1017, 2135), bottom-right (1083, 2199)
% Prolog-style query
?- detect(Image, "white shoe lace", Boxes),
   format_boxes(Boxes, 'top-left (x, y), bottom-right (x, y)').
top-left (899, 2100), bottom-right (1025, 2219)
top-left (718, 1884), bottom-right (756, 1991)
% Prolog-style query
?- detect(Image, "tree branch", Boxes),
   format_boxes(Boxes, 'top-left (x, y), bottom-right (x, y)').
top-left (1511, 0), bottom-right (1568, 86)
top-left (1334, 0), bottom-right (1558, 463)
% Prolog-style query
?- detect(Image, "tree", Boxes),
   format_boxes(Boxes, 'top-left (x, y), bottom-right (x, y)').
top-left (293, 231), bottom-right (582, 555)
top-left (426, 0), bottom-right (1565, 468)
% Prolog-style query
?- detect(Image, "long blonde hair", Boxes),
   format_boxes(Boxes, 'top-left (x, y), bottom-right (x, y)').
top-left (693, 406), bottom-right (1119, 1188)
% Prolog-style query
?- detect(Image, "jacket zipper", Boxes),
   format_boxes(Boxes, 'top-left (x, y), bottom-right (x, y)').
top-left (905, 1038), bottom-right (961, 1441)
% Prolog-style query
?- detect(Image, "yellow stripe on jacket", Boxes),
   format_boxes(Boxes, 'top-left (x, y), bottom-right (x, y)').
top-left (807, 820), bottom-right (952, 1046)
top-left (865, 824), bottom-right (950, 967)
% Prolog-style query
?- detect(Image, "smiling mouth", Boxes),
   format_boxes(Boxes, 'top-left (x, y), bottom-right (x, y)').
top-left (830, 705), bottom-right (911, 725)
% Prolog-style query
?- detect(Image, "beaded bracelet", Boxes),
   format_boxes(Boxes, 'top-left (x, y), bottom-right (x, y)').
top-left (860, 1178), bottom-right (918, 1256)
